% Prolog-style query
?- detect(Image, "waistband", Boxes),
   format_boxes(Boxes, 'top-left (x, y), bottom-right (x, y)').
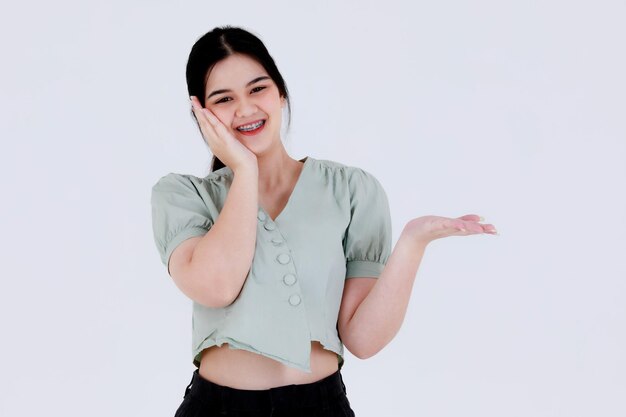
top-left (184, 368), bottom-right (348, 412)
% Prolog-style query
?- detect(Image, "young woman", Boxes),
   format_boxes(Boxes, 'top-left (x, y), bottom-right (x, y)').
top-left (151, 25), bottom-right (498, 417)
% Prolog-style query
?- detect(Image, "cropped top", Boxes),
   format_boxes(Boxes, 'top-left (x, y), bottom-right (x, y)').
top-left (150, 155), bottom-right (392, 373)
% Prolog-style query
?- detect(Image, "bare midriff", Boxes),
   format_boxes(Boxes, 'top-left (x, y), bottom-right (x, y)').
top-left (198, 341), bottom-right (340, 389)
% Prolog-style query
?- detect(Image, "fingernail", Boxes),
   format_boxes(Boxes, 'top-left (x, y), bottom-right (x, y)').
top-left (478, 216), bottom-right (485, 222)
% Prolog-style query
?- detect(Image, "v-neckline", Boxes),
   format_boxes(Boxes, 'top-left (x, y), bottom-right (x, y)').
top-left (259, 156), bottom-right (310, 223)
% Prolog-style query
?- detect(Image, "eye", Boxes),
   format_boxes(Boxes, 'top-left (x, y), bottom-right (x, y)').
top-left (214, 86), bottom-right (267, 104)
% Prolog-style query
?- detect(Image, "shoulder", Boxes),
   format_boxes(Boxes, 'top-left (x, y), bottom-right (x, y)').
top-left (314, 157), bottom-right (385, 193)
top-left (309, 156), bottom-right (379, 182)
top-left (151, 166), bottom-right (233, 195)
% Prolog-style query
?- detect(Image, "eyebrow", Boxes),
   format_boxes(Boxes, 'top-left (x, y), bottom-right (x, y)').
top-left (206, 76), bottom-right (271, 100)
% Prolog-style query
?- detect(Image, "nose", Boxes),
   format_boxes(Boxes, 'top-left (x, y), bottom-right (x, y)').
top-left (235, 95), bottom-right (258, 118)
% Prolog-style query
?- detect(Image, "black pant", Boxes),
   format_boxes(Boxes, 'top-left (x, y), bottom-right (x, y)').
top-left (174, 368), bottom-right (356, 417)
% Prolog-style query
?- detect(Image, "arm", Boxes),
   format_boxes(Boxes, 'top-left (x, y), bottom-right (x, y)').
top-left (339, 228), bottom-right (425, 359)
top-left (339, 215), bottom-right (497, 359)
top-left (169, 165), bottom-right (259, 308)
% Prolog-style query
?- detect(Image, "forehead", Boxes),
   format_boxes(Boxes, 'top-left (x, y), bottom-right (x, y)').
top-left (205, 54), bottom-right (268, 88)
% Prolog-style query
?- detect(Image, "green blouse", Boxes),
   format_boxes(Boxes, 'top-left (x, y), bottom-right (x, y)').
top-left (150, 155), bottom-right (392, 373)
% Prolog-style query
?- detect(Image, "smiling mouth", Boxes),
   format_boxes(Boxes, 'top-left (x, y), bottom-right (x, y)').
top-left (236, 120), bottom-right (266, 136)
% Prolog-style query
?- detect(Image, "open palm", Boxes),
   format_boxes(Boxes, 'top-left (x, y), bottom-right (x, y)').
top-left (405, 214), bottom-right (498, 246)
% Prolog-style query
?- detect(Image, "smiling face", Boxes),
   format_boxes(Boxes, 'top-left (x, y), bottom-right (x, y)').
top-left (204, 53), bottom-right (286, 152)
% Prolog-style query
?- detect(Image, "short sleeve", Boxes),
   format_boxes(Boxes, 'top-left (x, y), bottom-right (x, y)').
top-left (150, 173), bottom-right (215, 274)
top-left (343, 167), bottom-right (392, 279)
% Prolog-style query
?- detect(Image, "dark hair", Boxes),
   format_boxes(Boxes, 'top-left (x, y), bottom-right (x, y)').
top-left (186, 25), bottom-right (292, 172)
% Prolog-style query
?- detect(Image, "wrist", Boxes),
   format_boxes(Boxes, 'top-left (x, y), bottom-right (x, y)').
top-left (400, 225), bottom-right (429, 251)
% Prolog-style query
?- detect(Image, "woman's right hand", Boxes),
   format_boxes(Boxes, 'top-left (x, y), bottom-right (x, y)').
top-left (190, 96), bottom-right (258, 173)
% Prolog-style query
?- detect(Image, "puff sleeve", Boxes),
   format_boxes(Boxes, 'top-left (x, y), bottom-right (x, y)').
top-left (343, 167), bottom-right (393, 279)
top-left (151, 173), bottom-right (215, 274)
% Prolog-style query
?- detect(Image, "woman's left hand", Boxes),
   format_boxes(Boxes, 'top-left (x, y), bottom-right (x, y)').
top-left (403, 214), bottom-right (498, 247)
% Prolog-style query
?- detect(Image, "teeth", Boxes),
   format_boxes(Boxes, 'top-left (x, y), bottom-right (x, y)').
top-left (237, 120), bottom-right (264, 131)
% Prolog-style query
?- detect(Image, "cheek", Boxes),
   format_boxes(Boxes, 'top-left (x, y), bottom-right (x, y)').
top-left (262, 95), bottom-right (283, 114)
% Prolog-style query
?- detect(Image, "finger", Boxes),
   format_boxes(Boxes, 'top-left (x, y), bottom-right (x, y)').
top-left (202, 108), bottom-right (232, 138)
top-left (190, 96), bottom-right (203, 119)
top-left (202, 107), bottom-right (220, 127)
top-left (457, 220), bottom-right (498, 235)
top-left (457, 214), bottom-right (484, 222)
top-left (482, 224), bottom-right (499, 234)
top-left (442, 219), bottom-right (469, 233)
top-left (190, 97), bottom-right (232, 141)
top-left (452, 219), bottom-right (480, 233)
top-left (455, 222), bottom-right (468, 232)
top-left (190, 96), bottom-right (210, 121)
top-left (190, 95), bottom-right (204, 116)
top-left (190, 97), bottom-right (219, 140)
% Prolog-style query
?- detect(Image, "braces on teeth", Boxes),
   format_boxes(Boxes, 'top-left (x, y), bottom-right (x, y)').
top-left (238, 120), bottom-right (264, 131)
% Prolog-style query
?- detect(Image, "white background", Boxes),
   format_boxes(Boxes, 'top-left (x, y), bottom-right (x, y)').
top-left (1, 1), bottom-right (625, 416)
